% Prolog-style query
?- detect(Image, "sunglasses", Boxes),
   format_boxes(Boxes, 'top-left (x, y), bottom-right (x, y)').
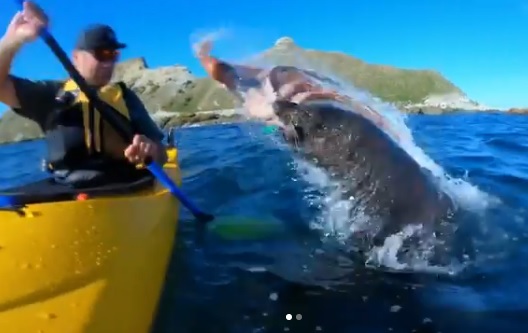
top-left (92, 49), bottom-right (120, 62)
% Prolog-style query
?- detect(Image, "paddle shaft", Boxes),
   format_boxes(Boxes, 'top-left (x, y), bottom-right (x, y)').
top-left (40, 31), bottom-right (136, 140)
top-left (13, 0), bottom-right (214, 222)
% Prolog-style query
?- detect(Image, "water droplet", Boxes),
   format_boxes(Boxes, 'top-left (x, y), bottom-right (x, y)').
top-left (390, 305), bottom-right (401, 313)
top-left (20, 262), bottom-right (31, 269)
top-left (37, 312), bottom-right (57, 320)
top-left (269, 292), bottom-right (278, 301)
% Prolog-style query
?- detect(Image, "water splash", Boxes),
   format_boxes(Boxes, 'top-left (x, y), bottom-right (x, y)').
top-left (196, 37), bottom-right (501, 275)
top-left (190, 28), bottom-right (231, 58)
top-left (283, 78), bottom-right (497, 274)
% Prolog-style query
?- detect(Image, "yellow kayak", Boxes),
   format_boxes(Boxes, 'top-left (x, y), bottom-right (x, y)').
top-left (0, 147), bottom-right (181, 333)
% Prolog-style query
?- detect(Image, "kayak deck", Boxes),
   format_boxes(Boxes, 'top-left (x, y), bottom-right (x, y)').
top-left (0, 148), bottom-right (181, 333)
top-left (0, 171), bottom-right (155, 208)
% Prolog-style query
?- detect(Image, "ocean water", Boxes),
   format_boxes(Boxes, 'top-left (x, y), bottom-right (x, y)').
top-left (1, 111), bottom-right (528, 333)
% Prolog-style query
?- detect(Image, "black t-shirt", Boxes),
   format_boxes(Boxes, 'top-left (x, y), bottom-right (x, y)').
top-left (9, 74), bottom-right (164, 143)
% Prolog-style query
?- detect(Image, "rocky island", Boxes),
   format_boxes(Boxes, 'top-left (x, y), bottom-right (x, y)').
top-left (0, 37), bottom-right (493, 144)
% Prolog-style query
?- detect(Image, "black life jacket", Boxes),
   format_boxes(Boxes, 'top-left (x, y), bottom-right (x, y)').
top-left (43, 79), bottom-right (148, 187)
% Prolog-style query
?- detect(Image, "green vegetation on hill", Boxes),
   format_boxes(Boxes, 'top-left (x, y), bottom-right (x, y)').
top-left (0, 110), bottom-right (41, 143)
top-left (256, 38), bottom-right (461, 104)
top-left (158, 78), bottom-right (235, 112)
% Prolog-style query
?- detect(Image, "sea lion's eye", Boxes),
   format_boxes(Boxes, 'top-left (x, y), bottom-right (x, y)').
top-left (293, 125), bottom-right (305, 142)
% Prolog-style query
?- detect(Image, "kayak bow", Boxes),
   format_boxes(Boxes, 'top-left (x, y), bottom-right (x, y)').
top-left (0, 147), bottom-right (181, 333)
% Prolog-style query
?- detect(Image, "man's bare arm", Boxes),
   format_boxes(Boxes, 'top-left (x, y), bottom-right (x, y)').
top-left (195, 39), bottom-right (265, 86)
top-left (0, 38), bottom-right (23, 108)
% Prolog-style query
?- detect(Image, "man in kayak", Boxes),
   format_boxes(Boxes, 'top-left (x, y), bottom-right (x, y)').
top-left (0, 1), bottom-right (166, 187)
top-left (194, 39), bottom-right (401, 141)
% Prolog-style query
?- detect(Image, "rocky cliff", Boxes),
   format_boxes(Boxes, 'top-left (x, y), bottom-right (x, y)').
top-left (507, 108), bottom-right (528, 114)
top-left (0, 36), bottom-right (488, 144)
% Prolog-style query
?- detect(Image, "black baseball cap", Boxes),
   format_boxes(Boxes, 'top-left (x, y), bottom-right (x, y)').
top-left (75, 24), bottom-right (127, 50)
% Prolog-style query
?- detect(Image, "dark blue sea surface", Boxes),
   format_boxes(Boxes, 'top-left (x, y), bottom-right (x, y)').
top-left (1, 111), bottom-right (528, 333)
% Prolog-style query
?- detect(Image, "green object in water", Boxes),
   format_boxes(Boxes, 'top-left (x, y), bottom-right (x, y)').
top-left (207, 215), bottom-right (286, 240)
top-left (262, 125), bottom-right (279, 135)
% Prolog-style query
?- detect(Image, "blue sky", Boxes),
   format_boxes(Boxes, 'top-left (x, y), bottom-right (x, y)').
top-left (1, 0), bottom-right (527, 111)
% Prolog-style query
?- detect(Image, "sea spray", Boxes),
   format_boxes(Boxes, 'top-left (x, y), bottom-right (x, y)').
top-left (188, 33), bottom-right (499, 272)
